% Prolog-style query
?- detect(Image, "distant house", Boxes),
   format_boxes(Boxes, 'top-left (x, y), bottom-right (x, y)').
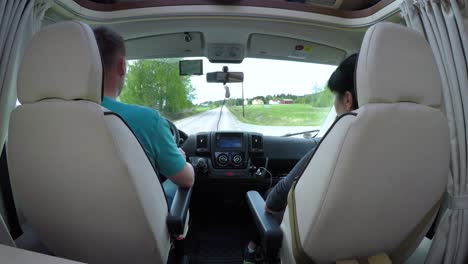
top-left (252, 99), bottom-right (264, 105)
top-left (269, 99), bottom-right (280, 105)
top-left (280, 99), bottom-right (294, 104)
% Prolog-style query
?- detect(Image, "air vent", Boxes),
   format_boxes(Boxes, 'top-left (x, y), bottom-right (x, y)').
top-left (251, 135), bottom-right (263, 152)
top-left (196, 134), bottom-right (208, 149)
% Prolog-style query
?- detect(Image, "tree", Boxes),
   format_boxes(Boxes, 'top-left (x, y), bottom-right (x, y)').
top-left (119, 59), bottom-right (196, 114)
top-left (252, 96), bottom-right (266, 104)
top-left (311, 88), bottom-right (334, 107)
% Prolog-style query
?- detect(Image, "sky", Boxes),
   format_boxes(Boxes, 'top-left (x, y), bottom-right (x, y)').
top-left (188, 58), bottom-right (337, 104)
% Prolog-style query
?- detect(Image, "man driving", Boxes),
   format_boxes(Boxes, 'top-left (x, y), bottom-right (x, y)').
top-left (93, 26), bottom-right (195, 207)
top-left (244, 53), bottom-right (359, 263)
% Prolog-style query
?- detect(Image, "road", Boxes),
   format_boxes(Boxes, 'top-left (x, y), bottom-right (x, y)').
top-left (175, 107), bottom-right (320, 137)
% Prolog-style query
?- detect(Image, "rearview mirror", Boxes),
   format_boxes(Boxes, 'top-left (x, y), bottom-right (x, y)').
top-left (206, 72), bottom-right (244, 83)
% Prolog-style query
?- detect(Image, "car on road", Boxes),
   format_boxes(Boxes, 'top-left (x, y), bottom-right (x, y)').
top-left (0, 0), bottom-right (466, 264)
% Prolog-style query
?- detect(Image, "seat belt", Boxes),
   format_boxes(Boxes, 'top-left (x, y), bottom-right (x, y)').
top-left (287, 179), bottom-right (442, 264)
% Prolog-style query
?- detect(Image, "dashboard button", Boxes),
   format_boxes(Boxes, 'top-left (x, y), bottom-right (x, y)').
top-left (232, 154), bottom-right (242, 164)
top-left (196, 159), bottom-right (207, 169)
top-left (217, 153), bottom-right (229, 165)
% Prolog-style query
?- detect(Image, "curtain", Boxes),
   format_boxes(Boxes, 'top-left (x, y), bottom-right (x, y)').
top-left (0, 0), bottom-right (52, 247)
top-left (0, 0), bottom-right (52, 153)
top-left (401, 0), bottom-right (468, 263)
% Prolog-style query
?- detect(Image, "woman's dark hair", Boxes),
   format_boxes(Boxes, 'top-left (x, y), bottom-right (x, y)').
top-left (328, 53), bottom-right (359, 110)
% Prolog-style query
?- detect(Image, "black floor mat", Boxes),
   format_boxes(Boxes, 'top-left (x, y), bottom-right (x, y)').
top-left (192, 226), bottom-right (248, 263)
top-left (184, 199), bottom-right (259, 264)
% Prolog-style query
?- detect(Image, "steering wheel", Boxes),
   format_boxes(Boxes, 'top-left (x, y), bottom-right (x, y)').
top-left (165, 118), bottom-right (181, 147)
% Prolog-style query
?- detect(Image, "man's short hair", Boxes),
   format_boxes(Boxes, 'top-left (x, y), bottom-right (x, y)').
top-left (328, 53), bottom-right (359, 110)
top-left (93, 26), bottom-right (126, 73)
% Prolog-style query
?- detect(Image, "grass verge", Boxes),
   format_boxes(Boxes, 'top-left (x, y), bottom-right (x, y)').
top-left (228, 104), bottom-right (330, 126)
top-left (164, 106), bottom-right (213, 121)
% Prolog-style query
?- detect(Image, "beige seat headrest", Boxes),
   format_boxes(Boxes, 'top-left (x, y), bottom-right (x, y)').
top-left (18, 21), bottom-right (102, 104)
top-left (356, 22), bottom-right (442, 108)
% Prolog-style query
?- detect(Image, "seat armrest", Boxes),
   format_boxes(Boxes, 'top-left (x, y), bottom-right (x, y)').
top-left (246, 191), bottom-right (283, 258)
top-left (167, 187), bottom-right (192, 236)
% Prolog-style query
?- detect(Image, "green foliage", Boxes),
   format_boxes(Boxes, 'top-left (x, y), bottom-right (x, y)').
top-left (228, 104), bottom-right (330, 126)
top-left (119, 59), bottom-right (195, 114)
top-left (311, 88), bottom-right (334, 107)
top-left (163, 106), bottom-right (211, 121)
top-left (274, 89), bottom-right (334, 107)
top-left (295, 95), bottom-right (312, 104)
top-left (224, 98), bottom-right (244, 106)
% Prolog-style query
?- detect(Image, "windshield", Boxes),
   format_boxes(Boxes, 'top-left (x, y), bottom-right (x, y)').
top-left (120, 58), bottom-right (337, 137)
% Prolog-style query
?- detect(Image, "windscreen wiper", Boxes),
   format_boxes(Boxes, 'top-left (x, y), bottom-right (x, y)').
top-left (281, 129), bottom-right (319, 137)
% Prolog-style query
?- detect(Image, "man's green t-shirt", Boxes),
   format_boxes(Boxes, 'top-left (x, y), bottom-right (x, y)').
top-left (102, 97), bottom-right (186, 177)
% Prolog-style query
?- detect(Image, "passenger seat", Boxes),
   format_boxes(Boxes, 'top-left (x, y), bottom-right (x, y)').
top-left (247, 22), bottom-right (450, 264)
top-left (0, 243), bottom-right (85, 264)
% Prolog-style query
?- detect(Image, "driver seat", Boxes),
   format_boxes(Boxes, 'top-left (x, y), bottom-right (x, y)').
top-left (7, 21), bottom-right (172, 263)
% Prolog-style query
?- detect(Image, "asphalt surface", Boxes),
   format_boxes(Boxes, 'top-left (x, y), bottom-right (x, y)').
top-left (175, 107), bottom-right (320, 137)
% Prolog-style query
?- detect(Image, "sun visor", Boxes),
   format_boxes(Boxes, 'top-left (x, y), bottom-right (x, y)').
top-left (247, 34), bottom-right (346, 65)
top-left (125, 32), bottom-right (204, 60)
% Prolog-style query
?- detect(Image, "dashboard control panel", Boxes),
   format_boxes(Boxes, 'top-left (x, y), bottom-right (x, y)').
top-left (213, 132), bottom-right (247, 169)
top-left (189, 131), bottom-right (319, 181)
top-left (214, 152), bottom-right (245, 168)
top-left (194, 131), bottom-right (263, 176)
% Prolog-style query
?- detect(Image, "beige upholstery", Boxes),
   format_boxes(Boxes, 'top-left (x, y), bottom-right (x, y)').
top-left (7, 21), bottom-right (171, 263)
top-left (17, 21), bottom-right (102, 104)
top-left (0, 244), bottom-right (84, 264)
top-left (280, 22), bottom-right (450, 264)
top-left (356, 23), bottom-right (442, 108)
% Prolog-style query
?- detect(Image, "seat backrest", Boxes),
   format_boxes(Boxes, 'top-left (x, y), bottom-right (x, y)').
top-left (280, 22), bottom-right (450, 263)
top-left (7, 21), bottom-right (170, 264)
top-left (0, 244), bottom-right (85, 264)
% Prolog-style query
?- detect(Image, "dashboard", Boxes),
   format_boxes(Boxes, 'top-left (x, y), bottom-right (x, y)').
top-left (182, 131), bottom-right (319, 180)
